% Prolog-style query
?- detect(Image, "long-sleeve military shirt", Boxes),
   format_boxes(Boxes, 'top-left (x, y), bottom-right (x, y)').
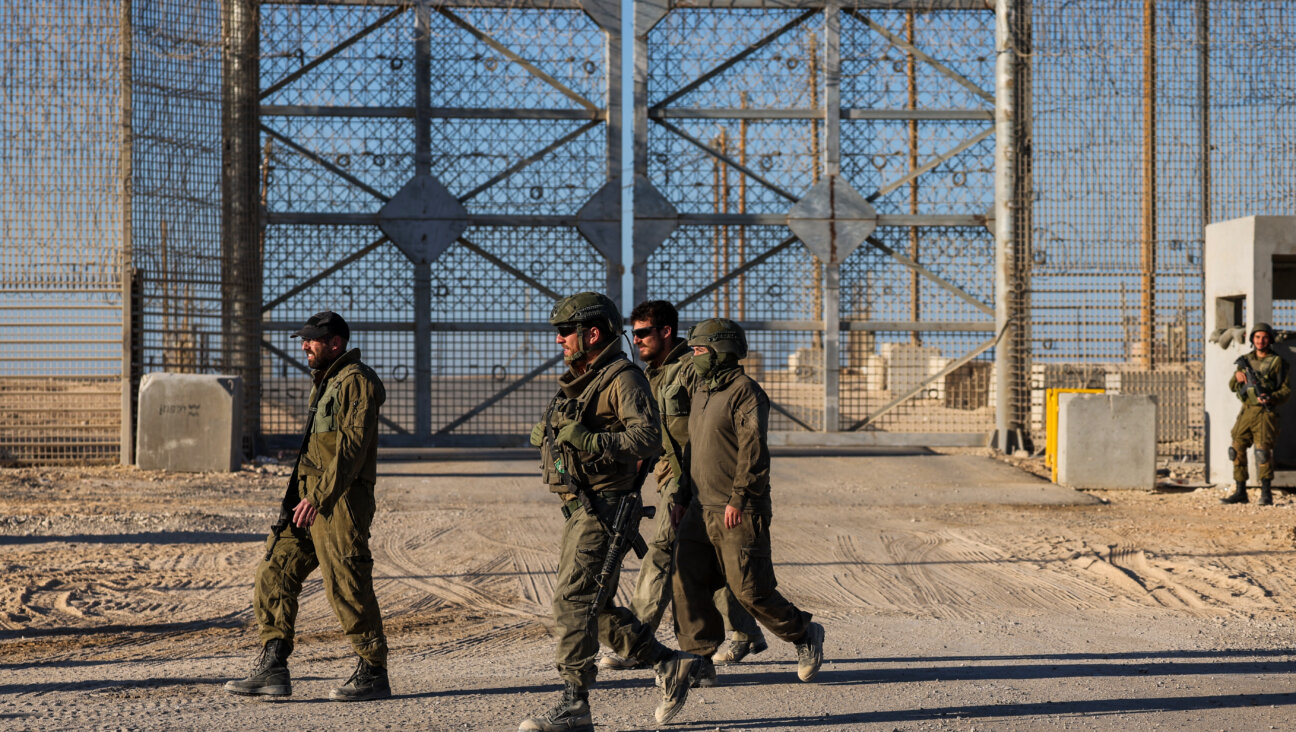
top-left (299, 348), bottom-right (385, 518)
top-left (1230, 350), bottom-right (1291, 407)
top-left (644, 338), bottom-right (697, 505)
top-left (542, 340), bottom-right (661, 497)
top-left (681, 367), bottom-right (773, 515)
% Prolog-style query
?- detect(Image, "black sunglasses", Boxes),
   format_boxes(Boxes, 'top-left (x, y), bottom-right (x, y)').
top-left (555, 324), bottom-right (579, 337)
top-left (631, 326), bottom-right (660, 339)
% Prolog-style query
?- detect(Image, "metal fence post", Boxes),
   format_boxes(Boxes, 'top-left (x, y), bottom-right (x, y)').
top-left (222, 0), bottom-right (262, 455)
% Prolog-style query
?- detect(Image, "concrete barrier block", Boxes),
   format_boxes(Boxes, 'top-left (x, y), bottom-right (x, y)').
top-left (136, 373), bottom-right (243, 472)
top-left (1057, 393), bottom-right (1157, 490)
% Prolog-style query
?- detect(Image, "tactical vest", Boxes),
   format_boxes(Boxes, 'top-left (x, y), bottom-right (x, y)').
top-left (540, 357), bottom-right (640, 491)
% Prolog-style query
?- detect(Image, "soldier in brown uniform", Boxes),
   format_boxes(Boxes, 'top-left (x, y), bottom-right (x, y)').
top-left (598, 301), bottom-right (766, 674)
top-left (1222, 322), bottom-right (1290, 506)
top-left (225, 311), bottom-right (391, 701)
top-left (520, 292), bottom-right (700, 732)
top-left (671, 318), bottom-right (824, 682)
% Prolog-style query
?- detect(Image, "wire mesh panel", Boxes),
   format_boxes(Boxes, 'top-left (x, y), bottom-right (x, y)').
top-left (1026, 0), bottom-right (1296, 458)
top-left (256, 1), bottom-right (619, 446)
top-left (638, 0), bottom-right (998, 440)
top-left (0, 1), bottom-right (127, 465)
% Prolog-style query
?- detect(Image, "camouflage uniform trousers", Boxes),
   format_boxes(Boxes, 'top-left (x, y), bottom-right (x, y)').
top-left (253, 496), bottom-right (388, 668)
top-left (671, 503), bottom-right (812, 657)
top-left (554, 495), bottom-right (672, 688)
top-left (1231, 403), bottom-right (1281, 482)
top-left (629, 479), bottom-right (764, 642)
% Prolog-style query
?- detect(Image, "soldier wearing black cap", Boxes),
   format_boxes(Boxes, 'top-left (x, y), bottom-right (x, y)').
top-left (1223, 322), bottom-right (1291, 505)
top-left (225, 311), bottom-right (392, 701)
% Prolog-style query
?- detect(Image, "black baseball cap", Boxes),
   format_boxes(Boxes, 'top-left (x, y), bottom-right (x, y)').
top-left (292, 311), bottom-right (350, 341)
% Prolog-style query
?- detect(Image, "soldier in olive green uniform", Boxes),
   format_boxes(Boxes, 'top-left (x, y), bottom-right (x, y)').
top-left (671, 318), bottom-right (825, 683)
top-left (519, 293), bottom-right (700, 732)
top-left (1222, 322), bottom-right (1290, 506)
top-left (598, 301), bottom-right (764, 675)
top-left (225, 311), bottom-right (391, 702)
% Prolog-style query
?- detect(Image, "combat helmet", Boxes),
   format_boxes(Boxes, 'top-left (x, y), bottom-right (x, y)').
top-left (549, 292), bottom-right (621, 333)
top-left (1251, 322), bottom-right (1275, 340)
top-left (549, 292), bottom-right (622, 363)
top-left (688, 318), bottom-right (747, 358)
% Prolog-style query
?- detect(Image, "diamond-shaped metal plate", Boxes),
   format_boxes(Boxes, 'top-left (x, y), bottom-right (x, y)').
top-left (377, 174), bottom-right (469, 265)
top-left (577, 177), bottom-right (679, 264)
top-left (786, 175), bottom-right (877, 265)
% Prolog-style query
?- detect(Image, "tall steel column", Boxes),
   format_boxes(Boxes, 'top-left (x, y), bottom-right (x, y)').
top-left (993, 0), bottom-right (1017, 452)
top-left (605, 0), bottom-right (624, 301)
top-left (413, 2), bottom-right (433, 440)
top-left (221, 0), bottom-right (262, 453)
top-left (120, 0), bottom-right (134, 464)
top-left (821, 0), bottom-right (842, 432)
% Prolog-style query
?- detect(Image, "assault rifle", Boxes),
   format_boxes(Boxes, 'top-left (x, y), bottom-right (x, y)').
top-left (587, 462), bottom-right (657, 622)
top-left (1235, 355), bottom-right (1275, 408)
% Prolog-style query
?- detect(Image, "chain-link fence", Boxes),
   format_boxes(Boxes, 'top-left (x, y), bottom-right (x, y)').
top-left (4, 0), bottom-right (1296, 464)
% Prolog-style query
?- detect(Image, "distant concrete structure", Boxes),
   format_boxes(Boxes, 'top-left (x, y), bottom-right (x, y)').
top-left (1203, 216), bottom-right (1296, 486)
top-left (136, 374), bottom-right (243, 472)
top-left (1056, 393), bottom-right (1157, 490)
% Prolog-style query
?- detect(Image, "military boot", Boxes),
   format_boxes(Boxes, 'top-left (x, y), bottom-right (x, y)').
top-left (691, 655), bottom-right (718, 688)
top-left (329, 657), bottom-right (392, 701)
top-left (713, 632), bottom-right (768, 665)
top-left (654, 651), bottom-right (700, 724)
top-left (1259, 480), bottom-right (1274, 506)
top-left (1220, 482), bottom-right (1249, 504)
top-left (795, 622), bottom-right (825, 682)
top-left (517, 683), bottom-right (593, 732)
top-left (224, 638), bottom-right (291, 697)
top-left (598, 652), bottom-right (647, 671)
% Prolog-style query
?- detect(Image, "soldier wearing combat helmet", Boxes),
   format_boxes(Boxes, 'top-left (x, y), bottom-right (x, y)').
top-left (671, 318), bottom-right (826, 684)
top-left (520, 292), bottom-right (701, 732)
top-left (1222, 322), bottom-right (1291, 505)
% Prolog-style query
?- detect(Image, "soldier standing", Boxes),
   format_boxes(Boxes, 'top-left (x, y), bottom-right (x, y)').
top-left (1222, 322), bottom-right (1290, 505)
top-left (671, 318), bottom-right (825, 682)
top-left (225, 311), bottom-right (391, 701)
top-left (598, 300), bottom-right (766, 676)
top-left (520, 292), bottom-right (700, 732)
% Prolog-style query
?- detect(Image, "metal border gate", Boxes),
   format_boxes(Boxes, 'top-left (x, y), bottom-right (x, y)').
top-left (245, 0), bottom-right (626, 447)
top-left (632, 0), bottom-right (1027, 447)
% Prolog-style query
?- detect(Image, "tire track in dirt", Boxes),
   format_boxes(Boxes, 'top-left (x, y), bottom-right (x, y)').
top-left (1063, 541), bottom-right (1279, 613)
top-left (372, 523), bottom-right (543, 620)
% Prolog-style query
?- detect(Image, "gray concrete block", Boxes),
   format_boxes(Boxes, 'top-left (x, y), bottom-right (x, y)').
top-left (1057, 393), bottom-right (1157, 490)
top-left (136, 373), bottom-right (243, 472)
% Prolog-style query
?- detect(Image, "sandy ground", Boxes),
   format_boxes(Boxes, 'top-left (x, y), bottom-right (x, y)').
top-left (3, 448), bottom-right (1296, 731)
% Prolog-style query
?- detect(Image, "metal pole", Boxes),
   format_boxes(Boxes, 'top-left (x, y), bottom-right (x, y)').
top-left (605, 1), bottom-right (623, 301)
top-left (1137, 0), bottom-right (1156, 369)
top-left (631, 28), bottom-right (650, 306)
top-left (738, 92), bottom-right (748, 321)
top-left (1197, 0), bottom-right (1209, 229)
top-left (414, 3), bottom-right (433, 440)
top-left (120, 0), bottom-right (134, 464)
top-left (907, 9), bottom-right (921, 347)
top-left (822, 0), bottom-right (841, 433)
top-left (993, 0), bottom-right (1016, 453)
top-left (222, 0), bottom-right (261, 456)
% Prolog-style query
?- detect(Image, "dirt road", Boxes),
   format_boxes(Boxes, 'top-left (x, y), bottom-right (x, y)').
top-left (3, 449), bottom-right (1296, 730)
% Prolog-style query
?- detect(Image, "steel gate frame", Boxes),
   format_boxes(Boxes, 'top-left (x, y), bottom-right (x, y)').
top-left (631, 0), bottom-right (1026, 448)
top-left (238, 0), bottom-right (628, 447)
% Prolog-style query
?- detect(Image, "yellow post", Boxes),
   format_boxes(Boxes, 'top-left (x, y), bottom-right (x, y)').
top-left (1046, 388), bottom-right (1106, 482)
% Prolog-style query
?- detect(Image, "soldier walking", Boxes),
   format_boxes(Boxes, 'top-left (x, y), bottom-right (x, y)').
top-left (671, 318), bottom-right (825, 682)
top-left (598, 301), bottom-right (766, 677)
top-left (1222, 322), bottom-right (1290, 505)
top-left (520, 292), bottom-right (700, 732)
top-left (225, 311), bottom-right (391, 701)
